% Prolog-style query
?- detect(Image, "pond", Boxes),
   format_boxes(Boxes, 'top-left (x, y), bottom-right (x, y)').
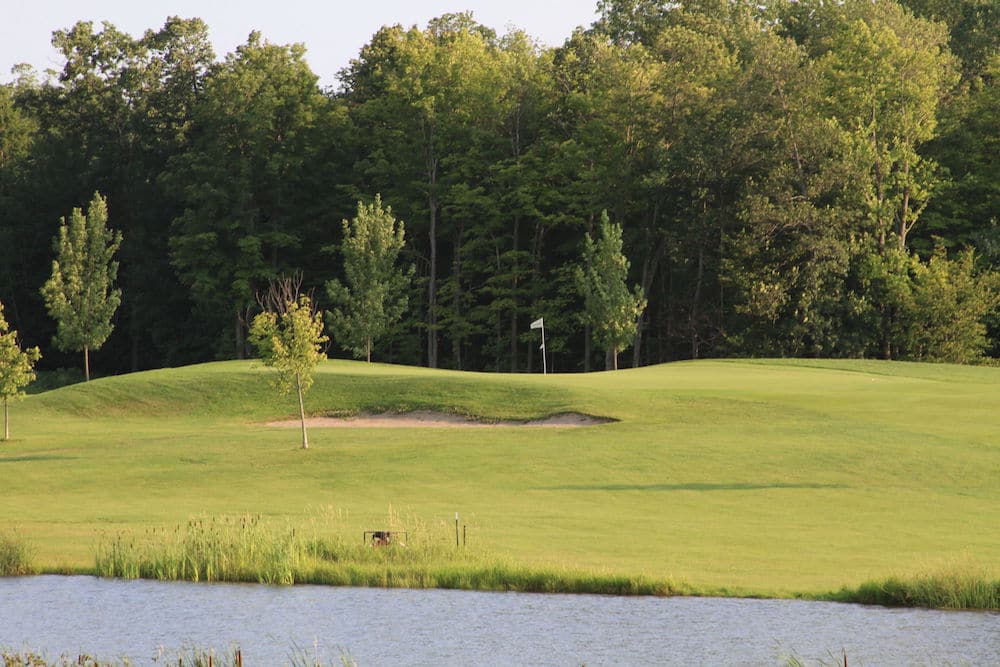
top-left (0, 576), bottom-right (997, 665)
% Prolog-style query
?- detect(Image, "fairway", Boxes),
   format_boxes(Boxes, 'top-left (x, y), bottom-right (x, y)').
top-left (3, 359), bottom-right (998, 599)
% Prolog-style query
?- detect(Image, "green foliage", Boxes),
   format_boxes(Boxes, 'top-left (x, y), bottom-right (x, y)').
top-left (248, 294), bottom-right (327, 448)
top-left (249, 296), bottom-right (327, 397)
top-left (575, 212), bottom-right (647, 368)
top-left (1, 5), bottom-right (999, 371)
top-left (39, 192), bottom-right (122, 381)
top-left (326, 196), bottom-right (414, 362)
top-left (0, 303), bottom-right (41, 441)
top-left (165, 32), bottom-right (332, 358)
top-left (904, 244), bottom-right (1000, 362)
top-left (0, 303), bottom-right (41, 432)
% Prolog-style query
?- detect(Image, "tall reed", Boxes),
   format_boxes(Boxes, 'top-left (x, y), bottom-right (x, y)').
top-left (92, 508), bottom-right (690, 596)
top-left (0, 530), bottom-right (34, 576)
top-left (831, 557), bottom-right (1000, 610)
top-left (95, 514), bottom-right (303, 584)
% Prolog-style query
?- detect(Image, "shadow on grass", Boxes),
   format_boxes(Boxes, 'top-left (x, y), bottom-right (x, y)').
top-left (0, 455), bottom-right (78, 464)
top-left (539, 482), bottom-right (847, 492)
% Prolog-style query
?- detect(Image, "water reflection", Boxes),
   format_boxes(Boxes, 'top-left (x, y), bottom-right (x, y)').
top-left (0, 576), bottom-right (997, 665)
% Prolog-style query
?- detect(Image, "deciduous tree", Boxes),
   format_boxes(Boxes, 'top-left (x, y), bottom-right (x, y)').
top-left (249, 286), bottom-right (327, 449)
top-left (576, 211), bottom-right (647, 370)
top-left (40, 192), bottom-right (122, 381)
top-left (326, 195), bottom-right (413, 362)
top-left (0, 302), bottom-right (41, 441)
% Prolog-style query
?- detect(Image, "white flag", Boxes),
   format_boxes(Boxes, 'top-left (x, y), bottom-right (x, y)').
top-left (530, 317), bottom-right (544, 330)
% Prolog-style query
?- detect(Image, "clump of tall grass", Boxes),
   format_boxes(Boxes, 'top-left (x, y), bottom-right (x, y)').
top-left (93, 508), bottom-right (690, 596)
top-left (0, 646), bottom-right (356, 666)
top-left (0, 530), bottom-right (34, 576)
top-left (95, 514), bottom-right (303, 584)
top-left (833, 557), bottom-right (999, 610)
top-left (0, 649), bottom-right (111, 666)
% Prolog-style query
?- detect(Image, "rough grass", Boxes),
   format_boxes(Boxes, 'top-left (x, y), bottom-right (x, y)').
top-left (4, 358), bottom-right (999, 607)
top-left (0, 531), bottom-right (34, 576)
top-left (0, 647), bottom-right (356, 667)
top-left (94, 510), bottom-right (687, 596)
top-left (830, 557), bottom-right (1000, 610)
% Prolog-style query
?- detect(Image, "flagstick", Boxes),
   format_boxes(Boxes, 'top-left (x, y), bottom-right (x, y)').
top-left (541, 322), bottom-right (547, 375)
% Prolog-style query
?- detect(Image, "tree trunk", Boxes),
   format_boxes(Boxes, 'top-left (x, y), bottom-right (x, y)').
top-left (366, 336), bottom-right (372, 363)
top-left (427, 198), bottom-right (438, 368)
top-left (584, 323), bottom-right (592, 373)
top-left (3, 397), bottom-right (8, 441)
top-left (84, 345), bottom-right (91, 382)
top-left (510, 215), bottom-right (520, 372)
top-left (690, 245), bottom-right (704, 360)
top-left (296, 373), bottom-right (308, 450)
top-left (234, 310), bottom-right (246, 360)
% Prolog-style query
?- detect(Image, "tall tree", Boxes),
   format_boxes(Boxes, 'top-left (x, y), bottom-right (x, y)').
top-left (343, 15), bottom-right (505, 368)
top-left (0, 302), bottom-right (41, 441)
top-left (326, 195), bottom-right (414, 362)
top-left (166, 32), bottom-right (329, 358)
top-left (249, 287), bottom-right (327, 450)
top-left (576, 211), bottom-right (647, 370)
top-left (40, 192), bottom-right (123, 381)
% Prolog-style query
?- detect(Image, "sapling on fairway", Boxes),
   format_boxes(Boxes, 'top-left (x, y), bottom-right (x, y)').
top-left (0, 302), bottom-right (41, 441)
top-left (249, 280), bottom-right (328, 449)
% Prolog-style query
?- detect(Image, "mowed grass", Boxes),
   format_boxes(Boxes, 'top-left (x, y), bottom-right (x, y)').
top-left (1, 358), bottom-right (998, 602)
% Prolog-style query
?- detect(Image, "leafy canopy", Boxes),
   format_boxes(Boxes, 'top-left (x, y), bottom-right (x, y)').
top-left (0, 303), bottom-right (40, 403)
top-left (576, 211), bottom-right (647, 367)
top-left (248, 295), bottom-right (328, 396)
top-left (40, 192), bottom-right (122, 367)
top-left (326, 195), bottom-right (413, 362)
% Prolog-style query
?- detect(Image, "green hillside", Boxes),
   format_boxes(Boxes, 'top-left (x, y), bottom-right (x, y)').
top-left (3, 359), bottom-right (998, 600)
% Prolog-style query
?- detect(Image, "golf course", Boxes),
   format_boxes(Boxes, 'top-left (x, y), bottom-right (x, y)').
top-left (2, 358), bottom-right (998, 607)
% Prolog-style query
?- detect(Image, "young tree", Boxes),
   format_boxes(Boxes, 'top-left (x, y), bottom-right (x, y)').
top-left (0, 302), bottom-right (41, 441)
top-left (40, 192), bottom-right (123, 381)
top-left (576, 211), bottom-right (647, 370)
top-left (249, 286), bottom-right (328, 449)
top-left (326, 195), bottom-right (414, 363)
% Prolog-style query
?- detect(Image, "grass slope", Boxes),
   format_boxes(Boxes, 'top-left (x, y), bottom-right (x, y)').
top-left (2, 358), bottom-right (998, 601)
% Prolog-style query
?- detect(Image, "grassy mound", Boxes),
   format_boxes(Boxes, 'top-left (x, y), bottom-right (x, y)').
top-left (3, 358), bottom-right (998, 607)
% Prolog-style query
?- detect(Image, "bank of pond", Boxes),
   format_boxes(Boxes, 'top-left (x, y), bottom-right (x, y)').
top-left (1, 518), bottom-right (997, 611)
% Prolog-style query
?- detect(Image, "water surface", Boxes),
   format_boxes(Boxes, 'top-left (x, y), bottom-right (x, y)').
top-left (0, 576), bottom-right (997, 665)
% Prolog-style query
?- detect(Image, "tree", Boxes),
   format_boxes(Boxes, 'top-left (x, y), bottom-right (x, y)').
top-left (0, 302), bottom-right (41, 441)
top-left (40, 192), bottom-right (122, 381)
top-left (326, 195), bottom-right (413, 362)
top-left (576, 211), bottom-right (647, 370)
top-left (166, 32), bottom-right (329, 359)
top-left (249, 286), bottom-right (328, 449)
top-left (904, 244), bottom-right (1000, 363)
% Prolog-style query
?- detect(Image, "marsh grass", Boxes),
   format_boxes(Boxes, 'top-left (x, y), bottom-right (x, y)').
top-left (830, 557), bottom-right (1000, 609)
top-left (93, 509), bottom-right (688, 596)
top-left (0, 530), bottom-right (34, 576)
top-left (0, 647), bottom-right (356, 666)
top-left (95, 514), bottom-right (302, 584)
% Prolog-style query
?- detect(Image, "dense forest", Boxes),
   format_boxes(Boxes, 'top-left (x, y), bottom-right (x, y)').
top-left (1, 0), bottom-right (997, 376)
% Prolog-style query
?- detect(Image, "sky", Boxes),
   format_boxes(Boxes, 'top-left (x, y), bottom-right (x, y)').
top-left (3, 0), bottom-right (601, 89)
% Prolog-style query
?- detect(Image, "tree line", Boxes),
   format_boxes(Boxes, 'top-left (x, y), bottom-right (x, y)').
top-left (1, 0), bottom-right (997, 378)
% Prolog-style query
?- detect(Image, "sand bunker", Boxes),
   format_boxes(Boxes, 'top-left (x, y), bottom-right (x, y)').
top-left (265, 410), bottom-right (610, 428)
